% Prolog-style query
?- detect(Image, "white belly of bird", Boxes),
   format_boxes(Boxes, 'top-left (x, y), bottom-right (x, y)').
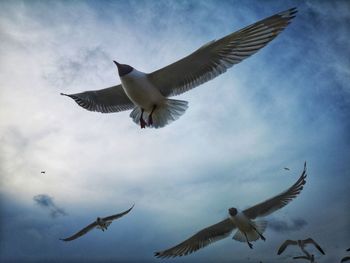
top-left (121, 70), bottom-right (165, 111)
top-left (230, 213), bottom-right (253, 232)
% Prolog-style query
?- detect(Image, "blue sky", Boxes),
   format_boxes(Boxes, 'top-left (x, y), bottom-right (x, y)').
top-left (0, 0), bottom-right (349, 262)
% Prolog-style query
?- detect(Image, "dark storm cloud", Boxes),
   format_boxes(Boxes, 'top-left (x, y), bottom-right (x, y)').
top-left (269, 218), bottom-right (308, 233)
top-left (33, 194), bottom-right (67, 218)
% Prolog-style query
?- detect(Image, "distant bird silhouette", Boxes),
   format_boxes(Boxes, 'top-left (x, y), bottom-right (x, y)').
top-left (60, 204), bottom-right (134, 241)
top-left (154, 162), bottom-right (307, 258)
top-left (41, 171), bottom-right (46, 174)
top-left (284, 167), bottom-right (290, 171)
top-left (61, 8), bottom-right (297, 129)
top-left (277, 238), bottom-right (325, 256)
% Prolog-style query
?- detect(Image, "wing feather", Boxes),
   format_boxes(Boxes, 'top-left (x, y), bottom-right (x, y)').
top-left (60, 221), bottom-right (97, 242)
top-left (61, 84), bottom-right (134, 113)
top-left (304, 238), bottom-right (325, 255)
top-left (103, 204), bottom-right (134, 222)
top-left (244, 162), bottom-right (307, 219)
top-left (277, 239), bottom-right (298, 255)
top-left (154, 218), bottom-right (235, 258)
top-left (148, 8), bottom-right (297, 97)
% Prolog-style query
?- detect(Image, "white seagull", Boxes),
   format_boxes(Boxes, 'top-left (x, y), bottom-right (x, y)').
top-left (154, 162), bottom-right (307, 258)
top-left (61, 8), bottom-right (297, 129)
top-left (277, 238), bottom-right (325, 257)
top-left (60, 204), bottom-right (134, 241)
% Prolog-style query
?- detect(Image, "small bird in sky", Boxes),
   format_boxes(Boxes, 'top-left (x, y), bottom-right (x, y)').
top-left (154, 162), bottom-right (307, 258)
top-left (277, 238), bottom-right (325, 259)
top-left (60, 204), bottom-right (134, 241)
top-left (61, 8), bottom-right (297, 129)
top-left (284, 167), bottom-right (290, 171)
top-left (40, 171), bottom-right (46, 174)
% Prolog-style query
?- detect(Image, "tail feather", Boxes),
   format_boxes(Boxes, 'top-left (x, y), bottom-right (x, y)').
top-left (130, 99), bottom-right (188, 128)
top-left (232, 220), bottom-right (267, 242)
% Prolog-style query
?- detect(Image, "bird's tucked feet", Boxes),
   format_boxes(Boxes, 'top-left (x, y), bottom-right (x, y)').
top-left (140, 108), bottom-right (147, 129)
top-left (148, 105), bottom-right (156, 127)
top-left (259, 233), bottom-right (266, 241)
top-left (148, 115), bottom-right (153, 126)
top-left (140, 118), bottom-right (147, 129)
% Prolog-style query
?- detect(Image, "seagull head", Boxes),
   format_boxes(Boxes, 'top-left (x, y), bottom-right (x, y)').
top-left (113, 61), bottom-right (133, 77)
top-left (228, 207), bottom-right (238, 216)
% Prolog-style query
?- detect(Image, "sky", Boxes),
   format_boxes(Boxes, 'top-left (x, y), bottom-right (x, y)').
top-left (0, 0), bottom-right (349, 262)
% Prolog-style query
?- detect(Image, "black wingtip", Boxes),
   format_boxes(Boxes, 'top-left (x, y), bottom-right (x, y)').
top-left (280, 7), bottom-right (298, 20)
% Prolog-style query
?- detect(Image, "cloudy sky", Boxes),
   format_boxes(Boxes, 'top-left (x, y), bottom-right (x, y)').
top-left (0, 0), bottom-right (349, 262)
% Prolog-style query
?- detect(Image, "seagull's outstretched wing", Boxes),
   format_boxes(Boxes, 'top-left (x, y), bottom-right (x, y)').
top-left (342, 256), bottom-right (350, 262)
top-left (148, 8), bottom-right (297, 97)
top-left (154, 218), bottom-right (235, 258)
top-left (304, 238), bottom-right (325, 255)
top-left (293, 255), bottom-right (311, 260)
top-left (243, 162), bottom-right (307, 219)
top-left (277, 239), bottom-right (298, 255)
top-left (61, 84), bottom-right (134, 113)
top-left (103, 204), bottom-right (134, 222)
top-left (60, 221), bottom-right (97, 241)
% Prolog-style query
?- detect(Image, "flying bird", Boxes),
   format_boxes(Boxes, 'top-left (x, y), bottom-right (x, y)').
top-left (154, 162), bottom-right (307, 258)
top-left (41, 171), bottom-right (46, 174)
top-left (61, 8), bottom-right (297, 129)
top-left (60, 204), bottom-right (134, 241)
top-left (277, 238), bottom-right (325, 257)
top-left (284, 167), bottom-right (290, 171)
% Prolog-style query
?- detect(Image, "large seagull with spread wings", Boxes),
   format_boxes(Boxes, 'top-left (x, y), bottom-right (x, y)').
top-left (61, 8), bottom-right (297, 129)
top-left (60, 204), bottom-right (134, 241)
top-left (154, 162), bottom-right (307, 258)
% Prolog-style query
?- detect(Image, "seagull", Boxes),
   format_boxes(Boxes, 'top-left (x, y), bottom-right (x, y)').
top-left (284, 167), bottom-right (290, 171)
top-left (41, 171), bottom-right (46, 174)
top-left (277, 238), bottom-right (325, 257)
top-left (61, 8), bottom-right (297, 129)
top-left (60, 204), bottom-right (134, 241)
top-left (154, 162), bottom-right (307, 258)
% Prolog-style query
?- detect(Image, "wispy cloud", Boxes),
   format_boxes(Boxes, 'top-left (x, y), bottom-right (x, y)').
top-left (269, 218), bottom-right (308, 233)
top-left (33, 194), bottom-right (67, 218)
